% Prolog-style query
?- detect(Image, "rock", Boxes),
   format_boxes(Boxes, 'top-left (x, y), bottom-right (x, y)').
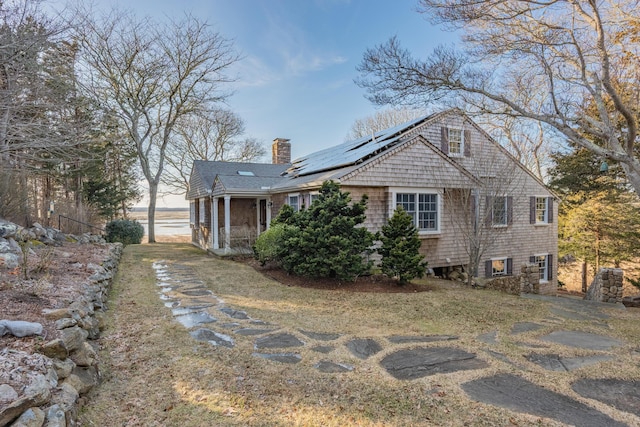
top-left (298, 330), bottom-right (341, 341)
top-left (0, 221), bottom-right (18, 239)
top-left (52, 359), bottom-right (75, 380)
top-left (0, 384), bottom-right (19, 403)
top-left (462, 373), bottom-right (626, 427)
top-left (40, 339), bottom-right (69, 360)
top-left (622, 295), bottom-right (640, 307)
top-left (345, 338), bottom-right (382, 359)
top-left (380, 347), bottom-right (487, 380)
top-left (572, 378), bottom-right (640, 417)
top-left (252, 353), bottom-right (302, 364)
top-left (43, 404), bottom-right (66, 427)
top-left (314, 361), bottom-right (353, 373)
top-left (254, 333), bottom-right (304, 349)
top-left (0, 252), bottom-right (19, 269)
top-left (9, 407), bottom-right (45, 427)
top-left (54, 383), bottom-right (79, 411)
top-left (0, 380), bottom-right (51, 427)
top-left (0, 320), bottom-right (43, 337)
top-left (60, 327), bottom-right (88, 352)
top-left (387, 335), bottom-right (458, 344)
top-left (54, 318), bottom-right (76, 330)
top-left (63, 366), bottom-right (98, 395)
top-left (70, 342), bottom-right (97, 367)
top-left (540, 330), bottom-right (623, 350)
top-left (42, 309), bottom-right (71, 321)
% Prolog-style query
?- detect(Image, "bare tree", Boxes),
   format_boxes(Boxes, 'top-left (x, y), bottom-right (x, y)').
top-left (356, 0), bottom-right (640, 196)
top-left (345, 108), bottom-right (425, 141)
top-left (161, 109), bottom-right (266, 194)
top-left (75, 8), bottom-right (239, 242)
top-left (479, 115), bottom-right (552, 181)
top-left (444, 148), bottom-right (525, 286)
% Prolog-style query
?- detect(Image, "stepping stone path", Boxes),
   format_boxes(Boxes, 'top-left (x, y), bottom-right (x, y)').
top-left (152, 261), bottom-right (637, 425)
top-left (462, 374), bottom-right (626, 427)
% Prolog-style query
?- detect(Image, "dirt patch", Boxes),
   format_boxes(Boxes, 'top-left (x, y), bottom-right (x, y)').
top-left (242, 258), bottom-right (434, 293)
top-left (0, 243), bottom-right (112, 353)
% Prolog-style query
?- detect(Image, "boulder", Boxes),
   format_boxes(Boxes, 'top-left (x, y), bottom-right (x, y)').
top-left (622, 295), bottom-right (640, 308)
top-left (9, 407), bottom-right (45, 427)
top-left (0, 384), bottom-right (19, 403)
top-left (42, 309), bottom-right (72, 322)
top-left (52, 358), bottom-right (75, 380)
top-left (0, 252), bottom-right (19, 269)
top-left (40, 339), bottom-right (69, 360)
top-left (70, 342), bottom-right (97, 367)
top-left (0, 379), bottom-right (51, 427)
top-left (43, 404), bottom-right (66, 427)
top-left (63, 366), bottom-right (98, 395)
top-left (60, 327), bottom-right (88, 352)
top-left (0, 320), bottom-right (43, 337)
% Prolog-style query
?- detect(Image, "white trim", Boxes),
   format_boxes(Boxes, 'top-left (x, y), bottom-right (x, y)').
top-left (533, 253), bottom-right (549, 283)
top-left (448, 127), bottom-right (464, 157)
top-left (212, 197), bottom-right (219, 249)
top-left (287, 193), bottom-right (301, 212)
top-left (490, 257), bottom-right (508, 277)
top-left (534, 196), bottom-right (549, 224)
top-left (390, 187), bottom-right (442, 235)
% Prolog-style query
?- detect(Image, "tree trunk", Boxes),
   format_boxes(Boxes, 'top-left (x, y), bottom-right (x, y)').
top-left (581, 261), bottom-right (587, 293)
top-left (147, 181), bottom-right (157, 243)
top-left (621, 161), bottom-right (640, 199)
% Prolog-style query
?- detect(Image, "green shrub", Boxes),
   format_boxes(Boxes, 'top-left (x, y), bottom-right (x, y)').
top-left (105, 219), bottom-right (144, 245)
top-left (378, 206), bottom-right (428, 285)
top-left (253, 223), bottom-right (290, 266)
top-left (275, 180), bottom-right (374, 281)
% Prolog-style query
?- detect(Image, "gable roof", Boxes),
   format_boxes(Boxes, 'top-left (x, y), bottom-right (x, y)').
top-left (283, 111), bottom-right (451, 178)
top-left (187, 160), bottom-right (289, 199)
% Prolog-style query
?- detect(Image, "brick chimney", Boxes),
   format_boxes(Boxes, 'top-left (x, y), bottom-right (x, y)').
top-left (272, 138), bottom-right (291, 164)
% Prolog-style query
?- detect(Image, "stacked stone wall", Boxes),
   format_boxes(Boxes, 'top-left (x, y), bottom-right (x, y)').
top-left (0, 242), bottom-right (122, 426)
top-left (585, 268), bottom-right (624, 303)
top-left (484, 264), bottom-right (557, 296)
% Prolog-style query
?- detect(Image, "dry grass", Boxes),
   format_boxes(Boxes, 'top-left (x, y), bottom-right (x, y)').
top-left (79, 243), bottom-right (640, 427)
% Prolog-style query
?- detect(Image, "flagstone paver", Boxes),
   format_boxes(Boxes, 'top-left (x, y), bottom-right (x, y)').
top-left (151, 260), bottom-right (636, 425)
top-left (462, 373), bottom-right (626, 427)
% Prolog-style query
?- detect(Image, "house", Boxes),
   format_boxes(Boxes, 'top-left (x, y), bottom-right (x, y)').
top-left (187, 110), bottom-right (557, 291)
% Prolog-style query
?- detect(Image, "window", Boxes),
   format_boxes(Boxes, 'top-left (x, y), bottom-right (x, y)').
top-left (189, 201), bottom-right (196, 226)
top-left (309, 193), bottom-right (320, 205)
top-left (287, 194), bottom-right (300, 212)
top-left (492, 196), bottom-right (507, 226)
top-left (199, 199), bottom-right (205, 225)
top-left (533, 254), bottom-right (549, 282)
top-left (485, 257), bottom-right (512, 277)
top-left (395, 191), bottom-right (439, 232)
top-left (492, 258), bottom-right (507, 276)
top-left (448, 128), bottom-right (463, 156)
top-left (531, 196), bottom-right (553, 224)
top-left (237, 170), bottom-right (255, 176)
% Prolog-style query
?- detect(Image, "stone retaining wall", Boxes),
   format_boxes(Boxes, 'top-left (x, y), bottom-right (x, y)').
top-left (484, 264), bottom-right (556, 296)
top-left (585, 268), bottom-right (624, 303)
top-left (0, 243), bottom-right (122, 427)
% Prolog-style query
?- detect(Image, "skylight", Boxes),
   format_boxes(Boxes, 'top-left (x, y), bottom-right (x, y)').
top-left (237, 171), bottom-right (255, 176)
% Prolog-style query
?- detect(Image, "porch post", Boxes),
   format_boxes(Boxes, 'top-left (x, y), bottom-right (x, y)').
top-left (256, 198), bottom-right (261, 237)
top-left (224, 195), bottom-right (231, 252)
top-left (212, 197), bottom-right (219, 249)
top-left (266, 197), bottom-right (272, 229)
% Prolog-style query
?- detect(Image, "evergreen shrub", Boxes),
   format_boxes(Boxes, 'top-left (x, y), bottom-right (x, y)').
top-left (378, 206), bottom-right (428, 285)
top-left (105, 219), bottom-right (144, 245)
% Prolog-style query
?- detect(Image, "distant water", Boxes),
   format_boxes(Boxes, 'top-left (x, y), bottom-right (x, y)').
top-left (139, 218), bottom-right (190, 236)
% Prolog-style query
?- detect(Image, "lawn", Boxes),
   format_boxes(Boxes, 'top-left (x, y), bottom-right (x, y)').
top-left (78, 243), bottom-right (640, 426)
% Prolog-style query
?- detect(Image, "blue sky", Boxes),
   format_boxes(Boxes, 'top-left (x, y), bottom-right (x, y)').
top-left (90, 0), bottom-right (459, 160)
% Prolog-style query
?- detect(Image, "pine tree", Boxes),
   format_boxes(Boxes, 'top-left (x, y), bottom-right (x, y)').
top-left (276, 181), bottom-right (375, 281)
top-left (378, 207), bottom-right (428, 285)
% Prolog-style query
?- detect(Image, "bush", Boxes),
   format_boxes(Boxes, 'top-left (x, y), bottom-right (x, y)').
top-left (275, 180), bottom-right (374, 281)
top-left (105, 219), bottom-right (144, 245)
top-left (253, 223), bottom-right (290, 266)
top-left (378, 206), bottom-right (428, 285)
